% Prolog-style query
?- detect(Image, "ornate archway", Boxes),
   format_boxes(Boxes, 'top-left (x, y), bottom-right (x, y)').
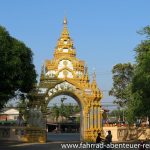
top-left (28, 17), bottom-right (103, 142)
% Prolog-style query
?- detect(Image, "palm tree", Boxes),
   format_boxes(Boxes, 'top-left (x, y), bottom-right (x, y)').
top-left (59, 97), bottom-right (66, 122)
top-left (51, 104), bottom-right (60, 122)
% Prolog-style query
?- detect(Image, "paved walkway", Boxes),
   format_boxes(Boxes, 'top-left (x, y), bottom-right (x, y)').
top-left (0, 139), bottom-right (150, 150)
top-left (0, 137), bottom-right (150, 150)
top-left (47, 133), bottom-right (80, 141)
top-left (0, 140), bottom-right (81, 150)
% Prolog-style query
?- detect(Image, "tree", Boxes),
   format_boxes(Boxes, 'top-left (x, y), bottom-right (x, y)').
top-left (51, 104), bottom-right (60, 122)
top-left (63, 103), bottom-right (73, 119)
top-left (127, 26), bottom-right (150, 125)
top-left (109, 109), bottom-right (126, 122)
top-left (16, 97), bottom-right (29, 120)
top-left (109, 63), bottom-right (134, 107)
top-left (59, 97), bottom-right (66, 122)
top-left (50, 103), bottom-right (80, 123)
top-left (0, 26), bottom-right (37, 109)
top-left (73, 105), bottom-right (80, 113)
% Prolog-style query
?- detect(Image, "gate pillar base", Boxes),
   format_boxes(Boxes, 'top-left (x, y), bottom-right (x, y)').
top-left (23, 127), bottom-right (46, 143)
top-left (84, 128), bottom-right (104, 142)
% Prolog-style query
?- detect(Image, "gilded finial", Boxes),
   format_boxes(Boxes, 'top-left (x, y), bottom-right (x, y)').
top-left (93, 68), bottom-right (96, 81)
top-left (92, 69), bottom-right (97, 89)
top-left (63, 16), bottom-right (67, 26)
top-left (60, 16), bottom-right (70, 38)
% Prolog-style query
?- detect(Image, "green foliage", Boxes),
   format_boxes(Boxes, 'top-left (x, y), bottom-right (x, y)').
top-left (109, 109), bottom-right (126, 121)
top-left (127, 26), bottom-right (150, 123)
top-left (74, 105), bottom-right (80, 113)
top-left (109, 63), bottom-right (134, 107)
top-left (62, 103), bottom-right (73, 118)
top-left (16, 97), bottom-right (29, 121)
top-left (76, 117), bottom-right (80, 123)
top-left (51, 104), bottom-right (60, 122)
top-left (126, 92), bottom-right (142, 123)
top-left (0, 26), bottom-right (37, 109)
top-left (137, 26), bottom-right (150, 39)
top-left (50, 103), bottom-right (80, 122)
top-left (110, 26), bottom-right (150, 124)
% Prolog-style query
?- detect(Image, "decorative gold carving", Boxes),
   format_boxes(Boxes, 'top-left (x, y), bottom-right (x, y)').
top-left (63, 70), bottom-right (68, 76)
top-left (63, 60), bottom-right (68, 66)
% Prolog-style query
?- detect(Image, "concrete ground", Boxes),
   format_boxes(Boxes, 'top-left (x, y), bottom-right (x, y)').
top-left (0, 133), bottom-right (81, 150)
top-left (1, 140), bottom-right (150, 150)
top-left (0, 133), bottom-right (150, 150)
top-left (0, 140), bottom-right (81, 150)
top-left (47, 133), bottom-right (80, 141)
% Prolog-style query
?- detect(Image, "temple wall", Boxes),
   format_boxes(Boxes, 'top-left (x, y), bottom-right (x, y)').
top-left (0, 126), bottom-right (46, 143)
top-left (103, 126), bottom-right (150, 142)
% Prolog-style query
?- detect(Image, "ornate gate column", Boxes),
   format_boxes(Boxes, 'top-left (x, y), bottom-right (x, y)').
top-left (22, 94), bottom-right (47, 143)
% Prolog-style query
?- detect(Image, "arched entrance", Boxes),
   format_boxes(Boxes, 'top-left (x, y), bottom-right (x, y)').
top-left (27, 17), bottom-right (103, 142)
top-left (46, 94), bottom-right (81, 141)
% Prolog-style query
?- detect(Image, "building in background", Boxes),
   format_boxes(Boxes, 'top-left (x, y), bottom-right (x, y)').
top-left (0, 108), bottom-right (19, 121)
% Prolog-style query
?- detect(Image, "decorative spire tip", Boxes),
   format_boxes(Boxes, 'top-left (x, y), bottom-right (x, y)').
top-left (63, 16), bottom-right (67, 26)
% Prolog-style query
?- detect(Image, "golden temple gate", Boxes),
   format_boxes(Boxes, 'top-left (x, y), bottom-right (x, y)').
top-left (27, 17), bottom-right (103, 142)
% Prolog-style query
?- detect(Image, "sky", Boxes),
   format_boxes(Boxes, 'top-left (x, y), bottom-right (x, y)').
top-left (0, 0), bottom-right (150, 108)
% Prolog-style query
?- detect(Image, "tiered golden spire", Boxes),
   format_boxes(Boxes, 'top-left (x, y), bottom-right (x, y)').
top-left (84, 64), bottom-right (89, 82)
top-left (54, 17), bottom-right (76, 58)
top-left (61, 16), bottom-right (69, 38)
top-left (91, 70), bottom-right (101, 97)
top-left (92, 71), bottom-right (97, 88)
